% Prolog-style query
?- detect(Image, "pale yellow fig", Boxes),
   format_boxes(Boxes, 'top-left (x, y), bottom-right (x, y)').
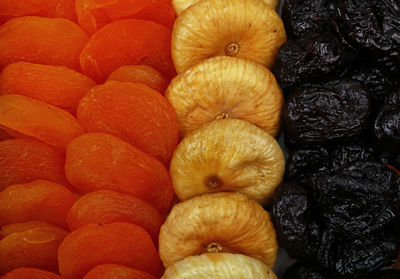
top-left (171, 0), bottom-right (286, 73)
top-left (172, 0), bottom-right (280, 15)
top-left (169, 119), bottom-right (285, 204)
top-left (166, 56), bottom-right (283, 138)
top-left (159, 192), bottom-right (278, 268)
top-left (162, 253), bottom-right (278, 278)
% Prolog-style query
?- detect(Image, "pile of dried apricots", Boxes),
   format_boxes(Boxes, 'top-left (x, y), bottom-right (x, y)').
top-left (0, 0), bottom-right (291, 278)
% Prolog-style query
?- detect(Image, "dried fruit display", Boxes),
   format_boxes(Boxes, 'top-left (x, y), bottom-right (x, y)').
top-left (0, 16), bottom-right (88, 71)
top-left (75, 0), bottom-right (175, 35)
top-left (0, 221), bottom-right (68, 274)
top-left (0, 62), bottom-right (96, 115)
top-left (67, 190), bottom-right (164, 245)
top-left (162, 253), bottom-right (278, 279)
top-left (65, 133), bottom-right (173, 213)
top-left (0, 94), bottom-right (84, 149)
top-left (0, 180), bottom-right (77, 229)
top-left (58, 222), bottom-right (161, 279)
top-left (0, 0), bottom-right (76, 24)
top-left (80, 19), bottom-right (175, 82)
top-left (166, 57), bottom-right (283, 138)
top-left (170, 119), bottom-right (284, 204)
top-left (82, 264), bottom-right (156, 279)
top-left (159, 192), bottom-right (278, 268)
top-left (284, 262), bottom-right (329, 279)
top-left (2, 267), bottom-right (66, 279)
top-left (107, 65), bottom-right (168, 94)
top-left (77, 81), bottom-right (178, 165)
top-left (0, 138), bottom-right (68, 190)
top-left (171, 0), bottom-right (286, 73)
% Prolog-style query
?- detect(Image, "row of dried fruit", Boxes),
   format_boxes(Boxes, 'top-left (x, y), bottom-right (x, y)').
top-left (271, 0), bottom-right (400, 278)
top-left (155, 0), bottom-right (287, 277)
top-left (0, 0), bottom-right (182, 278)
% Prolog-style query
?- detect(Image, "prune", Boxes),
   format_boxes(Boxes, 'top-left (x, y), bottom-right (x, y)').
top-left (284, 79), bottom-right (370, 144)
top-left (368, 270), bottom-right (400, 279)
top-left (281, 0), bottom-right (336, 38)
top-left (286, 147), bottom-right (329, 181)
top-left (284, 261), bottom-right (331, 279)
top-left (335, 0), bottom-right (400, 66)
top-left (273, 33), bottom-right (352, 88)
top-left (331, 145), bottom-right (375, 169)
top-left (374, 89), bottom-right (400, 155)
top-left (310, 161), bottom-right (400, 236)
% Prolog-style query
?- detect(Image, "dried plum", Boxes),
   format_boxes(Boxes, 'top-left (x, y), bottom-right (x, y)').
top-left (368, 270), bottom-right (400, 279)
top-left (273, 33), bottom-right (352, 88)
top-left (284, 79), bottom-right (370, 144)
top-left (331, 145), bottom-right (376, 169)
top-left (284, 261), bottom-right (332, 279)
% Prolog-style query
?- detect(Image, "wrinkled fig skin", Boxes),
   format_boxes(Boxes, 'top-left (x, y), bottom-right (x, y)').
top-left (273, 33), bottom-right (352, 88)
top-left (284, 79), bottom-right (370, 144)
top-left (374, 89), bottom-right (400, 155)
top-left (284, 261), bottom-right (331, 279)
top-left (335, 0), bottom-right (400, 66)
top-left (282, 0), bottom-right (336, 38)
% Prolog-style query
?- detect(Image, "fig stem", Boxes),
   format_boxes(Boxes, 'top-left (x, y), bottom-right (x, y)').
top-left (225, 42), bottom-right (240, 56)
top-left (205, 175), bottom-right (223, 188)
top-left (206, 242), bottom-right (223, 253)
top-left (215, 112), bottom-right (230, 120)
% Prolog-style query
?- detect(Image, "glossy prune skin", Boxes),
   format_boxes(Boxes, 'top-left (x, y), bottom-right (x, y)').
top-left (374, 89), bottom-right (400, 155)
top-left (282, 0), bottom-right (336, 38)
top-left (284, 261), bottom-right (331, 279)
top-left (273, 33), bottom-right (352, 88)
top-left (286, 147), bottom-right (329, 181)
top-left (330, 145), bottom-right (375, 169)
top-left (284, 79), bottom-right (370, 144)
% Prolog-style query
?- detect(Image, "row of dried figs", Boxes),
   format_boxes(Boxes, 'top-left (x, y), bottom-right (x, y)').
top-left (156, 0), bottom-right (290, 277)
top-left (272, 0), bottom-right (400, 278)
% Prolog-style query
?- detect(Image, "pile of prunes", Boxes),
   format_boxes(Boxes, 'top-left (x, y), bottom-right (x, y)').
top-left (272, 0), bottom-right (400, 278)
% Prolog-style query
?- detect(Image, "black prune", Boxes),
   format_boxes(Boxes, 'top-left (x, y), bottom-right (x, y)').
top-left (331, 144), bottom-right (376, 169)
top-left (310, 161), bottom-right (400, 236)
top-left (284, 79), bottom-right (370, 144)
top-left (374, 89), bottom-right (400, 155)
top-left (284, 261), bottom-right (332, 279)
top-left (368, 270), bottom-right (400, 279)
top-left (281, 0), bottom-right (336, 38)
top-left (273, 33), bottom-right (352, 88)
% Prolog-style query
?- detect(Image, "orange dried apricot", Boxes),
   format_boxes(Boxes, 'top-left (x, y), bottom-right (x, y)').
top-left (0, 95), bottom-right (84, 149)
top-left (67, 190), bottom-right (163, 245)
top-left (58, 222), bottom-right (161, 279)
top-left (0, 16), bottom-right (88, 71)
top-left (75, 0), bottom-right (175, 35)
top-left (0, 62), bottom-right (96, 115)
top-left (0, 138), bottom-right (68, 191)
top-left (77, 81), bottom-right (178, 165)
top-left (2, 268), bottom-right (65, 279)
top-left (83, 264), bottom-right (156, 279)
top-left (80, 19), bottom-right (175, 82)
top-left (0, 180), bottom-right (77, 229)
top-left (0, 0), bottom-right (76, 24)
top-left (65, 133), bottom-right (174, 213)
top-left (0, 221), bottom-right (69, 274)
top-left (107, 65), bottom-right (168, 94)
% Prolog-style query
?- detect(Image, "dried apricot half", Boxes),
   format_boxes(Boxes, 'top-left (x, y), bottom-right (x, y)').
top-left (77, 81), bottom-right (178, 165)
top-left (0, 95), bottom-right (84, 149)
top-left (2, 267), bottom-right (65, 279)
top-left (159, 192), bottom-right (278, 268)
top-left (0, 16), bottom-right (88, 71)
top-left (67, 190), bottom-right (164, 245)
top-left (0, 180), bottom-right (77, 229)
top-left (80, 19), bottom-right (175, 82)
top-left (65, 133), bottom-right (174, 213)
top-left (166, 56), bottom-right (283, 138)
top-left (162, 253), bottom-right (277, 279)
top-left (0, 62), bottom-right (96, 115)
top-left (58, 222), bottom-right (161, 279)
top-left (83, 264), bottom-right (156, 279)
top-left (170, 119), bottom-right (285, 205)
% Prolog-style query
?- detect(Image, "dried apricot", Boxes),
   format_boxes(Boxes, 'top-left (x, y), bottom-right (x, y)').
top-left (65, 133), bottom-right (173, 213)
top-left (80, 19), bottom-right (175, 82)
top-left (58, 222), bottom-right (161, 279)
top-left (0, 180), bottom-right (77, 229)
top-left (0, 62), bottom-right (96, 115)
top-left (0, 221), bottom-right (68, 274)
top-left (0, 0), bottom-right (76, 24)
top-left (0, 16), bottom-right (88, 71)
top-left (83, 264), bottom-right (156, 279)
top-left (75, 0), bottom-right (175, 35)
top-left (0, 138), bottom-right (68, 190)
top-left (77, 81), bottom-right (178, 165)
top-left (67, 190), bottom-right (163, 245)
top-left (0, 95), bottom-right (84, 149)
top-left (2, 268), bottom-right (65, 279)
top-left (107, 65), bottom-right (168, 94)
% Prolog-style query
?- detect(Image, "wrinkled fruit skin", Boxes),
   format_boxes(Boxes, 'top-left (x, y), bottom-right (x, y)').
top-left (82, 264), bottom-right (156, 279)
top-left (284, 262), bottom-right (331, 279)
top-left (2, 267), bottom-right (66, 279)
